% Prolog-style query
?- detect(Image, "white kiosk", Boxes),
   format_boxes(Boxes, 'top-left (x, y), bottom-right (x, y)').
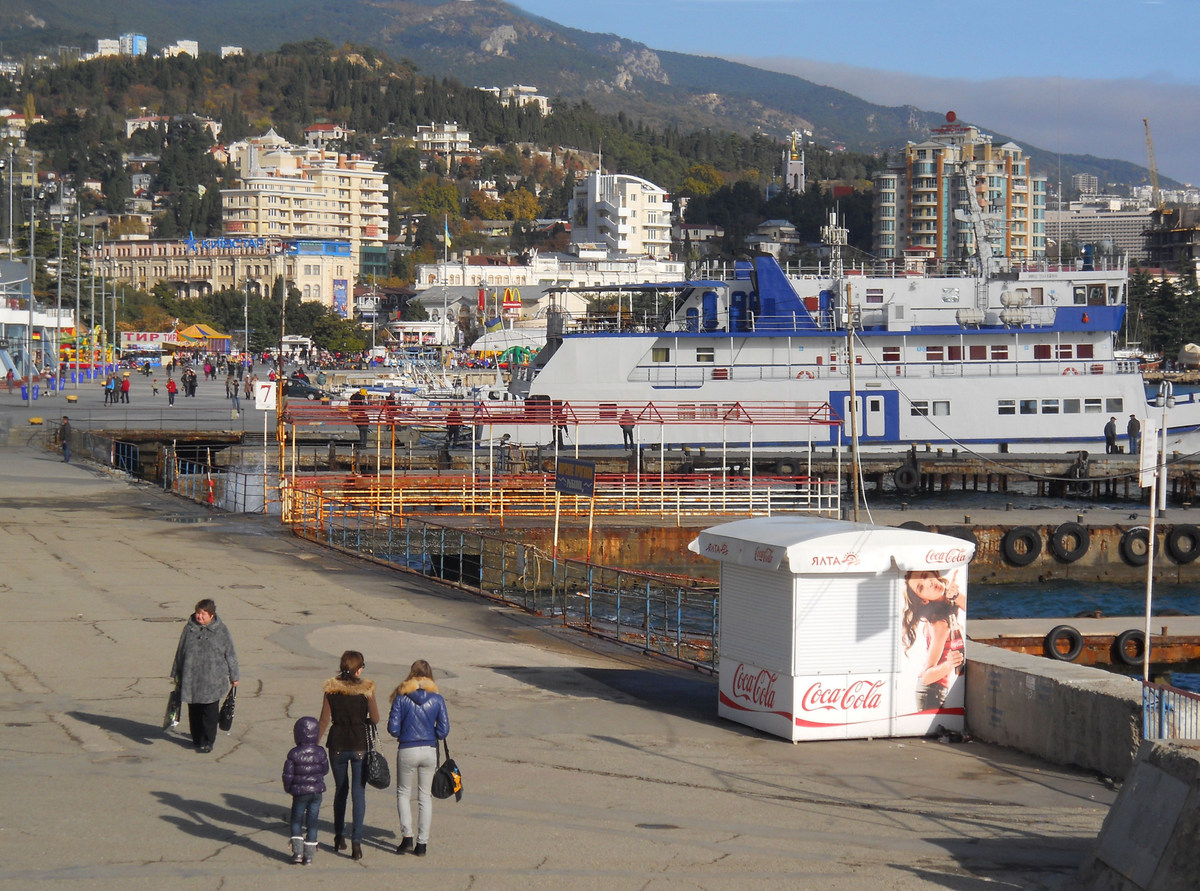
top-left (690, 516), bottom-right (974, 742)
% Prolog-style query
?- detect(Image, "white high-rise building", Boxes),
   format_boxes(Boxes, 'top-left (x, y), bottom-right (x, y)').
top-left (569, 172), bottom-right (673, 258)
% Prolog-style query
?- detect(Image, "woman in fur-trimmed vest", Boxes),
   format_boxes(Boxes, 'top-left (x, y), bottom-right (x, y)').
top-left (387, 659), bottom-right (450, 857)
top-left (318, 650), bottom-right (379, 861)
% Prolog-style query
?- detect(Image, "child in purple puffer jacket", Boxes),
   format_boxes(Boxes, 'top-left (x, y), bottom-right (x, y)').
top-left (282, 715), bottom-right (330, 864)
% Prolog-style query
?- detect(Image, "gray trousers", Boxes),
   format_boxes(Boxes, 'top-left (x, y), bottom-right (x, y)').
top-left (396, 744), bottom-right (437, 843)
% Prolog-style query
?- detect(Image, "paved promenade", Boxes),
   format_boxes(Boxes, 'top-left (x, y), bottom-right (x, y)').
top-left (0, 396), bottom-right (1119, 889)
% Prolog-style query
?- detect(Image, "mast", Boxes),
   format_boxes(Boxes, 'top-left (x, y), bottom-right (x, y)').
top-left (822, 212), bottom-right (858, 521)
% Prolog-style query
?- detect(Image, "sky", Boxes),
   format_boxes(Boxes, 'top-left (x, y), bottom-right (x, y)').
top-left (511, 0), bottom-right (1200, 187)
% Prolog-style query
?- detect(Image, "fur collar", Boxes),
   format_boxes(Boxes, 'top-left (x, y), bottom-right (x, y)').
top-left (324, 676), bottom-right (375, 696)
top-left (393, 677), bottom-right (438, 699)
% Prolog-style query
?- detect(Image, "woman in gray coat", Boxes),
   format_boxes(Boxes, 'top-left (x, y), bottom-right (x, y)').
top-left (171, 598), bottom-right (239, 753)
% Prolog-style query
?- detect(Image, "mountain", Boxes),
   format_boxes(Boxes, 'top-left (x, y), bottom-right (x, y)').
top-left (0, 0), bottom-right (1164, 188)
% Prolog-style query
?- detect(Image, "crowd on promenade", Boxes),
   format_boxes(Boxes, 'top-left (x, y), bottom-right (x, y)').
top-left (169, 600), bottom-right (452, 866)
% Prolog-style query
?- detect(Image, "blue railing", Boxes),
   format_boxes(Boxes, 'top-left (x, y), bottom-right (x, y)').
top-left (1143, 681), bottom-right (1200, 740)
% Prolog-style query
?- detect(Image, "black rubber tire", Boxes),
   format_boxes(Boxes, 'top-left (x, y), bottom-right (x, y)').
top-left (776, 460), bottom-right (797, 476)
top-left (1001, 526), bottom-right (1042, 566)
top-left (1119, 528), bottom-right (1153, 566)
top-left (893, 465), bottom-right (919, 492)
top-left (1045, 624), bottom-right (1084, 662)
top-left (1166, 525), bottom-right (1200, 564)
top-left (1049, 522), bottom-right (1090, 562)
top-left (897, 521), bottom-right (929, 532)
top-left (1069, 480), bottom-right (1094, 496)
top-left (936, 526), bottom-right (978, 551)
top-left (1113, 629), bottom-right (1146, 667)
top-left (306, 392), bottom-right (318, 401)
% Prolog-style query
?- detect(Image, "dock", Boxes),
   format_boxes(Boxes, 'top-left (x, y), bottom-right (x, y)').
top-left (971, 616), bottom-right (1200, 668)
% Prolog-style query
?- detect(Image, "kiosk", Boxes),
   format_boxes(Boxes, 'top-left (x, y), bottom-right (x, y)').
top-left (690, 516), bottom-right (974, 742)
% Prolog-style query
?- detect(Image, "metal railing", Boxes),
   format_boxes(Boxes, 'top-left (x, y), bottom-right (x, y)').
top-left (1143, 681), bottom-right (1200, 740)
top-left (287, 489), bottom-right (719, 669)
top-left (167, 457), bottom-right (274, 514)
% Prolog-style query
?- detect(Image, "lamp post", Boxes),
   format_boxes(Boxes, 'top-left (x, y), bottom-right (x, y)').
top-left (244, 277), bottom-right (252, 357)
top-left (25, 152), bottom-right (34, 406)
top-left (1156, 380), bottom-right (1174, 519)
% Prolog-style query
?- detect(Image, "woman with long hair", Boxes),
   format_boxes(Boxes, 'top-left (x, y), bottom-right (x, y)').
top-left (902, 570), bottom-right (965, 711)
top-left (318, 650), bottom-right (379, 860)
top-left (387, 659), bottom-right (449, 857)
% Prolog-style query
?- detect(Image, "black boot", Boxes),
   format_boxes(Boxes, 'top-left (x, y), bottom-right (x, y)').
top-left (395, 836), bottom-right (413, 855)
top-left (333, 834), bottom-right (346, 852)
top-left (414, 842), bottom-right (427, 857)
top-left (351, 841), bottom-right (363, 860)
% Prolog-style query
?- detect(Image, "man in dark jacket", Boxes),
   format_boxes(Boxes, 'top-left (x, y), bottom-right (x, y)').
top-left (1104, 416), bottom-right (1117, 454)
top-left (282, 716), bottom-right (330, 865)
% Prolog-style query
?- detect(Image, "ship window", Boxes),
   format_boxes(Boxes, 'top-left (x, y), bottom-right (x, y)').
top-left (941, 288), bottom-right (961, 303)
top-left (926, 346), bottom-right (944, 361)
top-left (696, 347), bottom-right (714, 363)
top-left (1042, 400), bottom-right (1060, 414)
top-left (1063, 399), bottom-right (1081, 413)
top-left (1088, 285), bottom-right (1106, 305)
top-left (991, 345), bottom-right (1009, 360)
top-left (1073, 286), bottom-right (1087, 305)
top-left (970, 345), bottom-right (987, 360)
top-left (866, 288), bottom-right (884, 304)
top-left (998, 400), bottom-right (1015, 415)
top-left (1020, 399), bottom-right (1037, 414)
top-left (1109, 285), bottom-right (1123, 304)
top-left (911, 401), bottom-right (929, 416)
top-left (1056, 345), bottom-right (1073, 359)
top-left (1106, 398), bottom-right (1124, 413)
top-left (677, 404), bottom-right (696, 421)
top-left (652, 348), bottom-right (670, 362)
top-left (599, 403), bottom-right (618, 420)
top-left (1084, 398), bottom-right (1102, 413)
top-left (1034, 344), bottom-right (1051, 359)
top-left (948, 346), bottom-right (962, 361)
top-left (933, 401), bottom-right (950, 416)
top-left (882, 347), bottom-right (900, 362)
top-left (1077, 343), bottom-right (1094, 359)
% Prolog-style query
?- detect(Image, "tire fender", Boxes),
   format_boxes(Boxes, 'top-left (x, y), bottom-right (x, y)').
top-left (893, 465), bottom-right (919, 493)
top-left (1049, 522), bottom-right (1090, 562)
top-left (1166, 525), bottom-right (1200, 564)
top-left (1119, 528), bottom-right (1154, 566)
top-left (1045, 624), bottom-right (1084, 661)
top-left (1113, 629), bottom-right (1146, 666)
top-left (1001, 526), bottom-right (1042, 566)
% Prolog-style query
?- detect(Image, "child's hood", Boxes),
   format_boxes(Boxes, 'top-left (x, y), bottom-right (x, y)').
top-left (293, 715), bottom-right (320, 745)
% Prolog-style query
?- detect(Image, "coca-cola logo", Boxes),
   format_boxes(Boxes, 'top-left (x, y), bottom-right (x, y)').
top-left (925, 547), bottom-right (969, 564)
top-left (753, 545), bottom-right (776, 564)
top-left (799, 679), bottom-right (884, 713)
top-left (810, 552), bottom-right (861, 567)
top-left (731, 663), bottom-right (777, 709)
top-left (704, 541), bottom-right (728, 556)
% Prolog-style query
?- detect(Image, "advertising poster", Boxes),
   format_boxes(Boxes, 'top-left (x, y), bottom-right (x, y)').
top-left (333, 279), bottom-right (349, 318)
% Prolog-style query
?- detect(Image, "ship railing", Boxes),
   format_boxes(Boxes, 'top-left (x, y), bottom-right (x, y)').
top-left (286, 499), bottom-right (722, 670)
top-left (1143, 680), bottom-right (1200, 740)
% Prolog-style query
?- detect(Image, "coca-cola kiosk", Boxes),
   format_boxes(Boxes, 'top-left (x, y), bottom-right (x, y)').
top-left (690, 516), bottom-right (973, 742)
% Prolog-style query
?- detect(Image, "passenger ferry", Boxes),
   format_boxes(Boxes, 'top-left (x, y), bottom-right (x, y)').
top-left (503, 218), bottom-right (1200, 454)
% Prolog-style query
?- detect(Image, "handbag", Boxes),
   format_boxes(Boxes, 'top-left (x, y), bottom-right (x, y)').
top-left (218, 686), bottom-right (237, 732)
top-left (163, 688), bottom-right (181, 729)
top-left (364, 722), bottom-right (391, 789)
top-left (430, 738), bottom-right (462, 802)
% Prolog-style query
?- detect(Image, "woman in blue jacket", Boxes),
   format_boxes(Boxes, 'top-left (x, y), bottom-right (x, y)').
top-left (387, 659), bottom-right (449, 857)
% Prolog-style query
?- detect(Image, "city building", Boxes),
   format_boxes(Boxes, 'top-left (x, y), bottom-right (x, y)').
top-left (119, 34), bottom-right (148, 56)
top-left (1044, 203), bottom-right (1153, 263)
top-left (479, 85), bottom-right (551, 116)
top-left (569, 172), bottom-right (673, 259)
top-left (96, 39), bottom-right (120, 57)
top-left (220, 46), bottom-right (243, 58)
top-left (161, 40), bottom-right (199, 58)
top-left (415, 122), bottom-right (472, 167)
top-left (304, 123), bottom-right (353, 150)
top-left (1072, 173), bottom-right (1099, 197)
top-left (872, 118), bottom-right (1046, 264)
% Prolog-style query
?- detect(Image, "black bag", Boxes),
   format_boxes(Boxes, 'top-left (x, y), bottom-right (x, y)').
top-left (431, 738), bottom-right (462, 802)
top-left (218, 686), bottom-right (237, 732)
top-left (163, 688), bottom-right (181, 729)
top-left (364, 723), bottom-right (391, 790)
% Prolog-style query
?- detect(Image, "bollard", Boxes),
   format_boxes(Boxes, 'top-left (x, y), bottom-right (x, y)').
top-left (964, 514), bottom-right (970, 523)
top-left (900, 502), bottom-right (908, 511)
top-left (1006, 502), bottom-right (1013, 511)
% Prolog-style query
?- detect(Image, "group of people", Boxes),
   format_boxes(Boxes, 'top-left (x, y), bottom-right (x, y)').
top-left (1103, 414), bottom-right (1142, 454)
top-left (102, 372), bottom-right (132, 405)
top-left (169, 606), bottom-right (451, 866)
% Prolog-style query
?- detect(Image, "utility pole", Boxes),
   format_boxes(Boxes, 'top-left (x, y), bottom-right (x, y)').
top-left (25, 152), bottom-right (34, 406)
top-left (74, 203), bottom-right (80, 389)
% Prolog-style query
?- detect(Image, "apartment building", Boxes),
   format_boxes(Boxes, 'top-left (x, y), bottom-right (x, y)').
top-left (119, 34), bottom-right (148, 56)
top-left (1044, 203), bottom-right (1153, 262)
top-left (415, 122), bottom-right (472, 168)
top-left (872, 119), bottom-right (1046, 264)
top-left (479, 85), bottom-right (551, 116)
top-left (569, 172), bottom-right (673, 259)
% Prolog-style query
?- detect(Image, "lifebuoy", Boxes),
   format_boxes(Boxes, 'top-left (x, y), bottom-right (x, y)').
top-left (1049, 522), bottom-right (1089, 562)
top-left (1045, 625), bottom-right (1084, 661)
top-left (1063, 368), bottom-right (1078, 375)
top-left (1166, 525), bottom-right (1200, 564)
top-left (1001, 526), bottom-right (1042, 566)
top-left (1113, 629), bottom-right (1146, 666)
top-left (893, 465), bottom-right (920, 492)
top-left (1119, 528), bottom-right (1153, 566)
top-left (797, 370), bottom-right (815, 379)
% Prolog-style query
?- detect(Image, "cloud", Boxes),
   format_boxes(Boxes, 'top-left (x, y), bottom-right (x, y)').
top-left (733, 56), bottom-right (1200, 186)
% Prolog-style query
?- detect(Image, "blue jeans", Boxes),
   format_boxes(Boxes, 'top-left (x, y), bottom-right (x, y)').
top-left (330, 750), bottom-right (366, 841)
top-left (290, 792), bottom-right (322, 842)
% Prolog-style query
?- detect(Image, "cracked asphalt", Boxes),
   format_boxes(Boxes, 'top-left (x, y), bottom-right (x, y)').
top-left (0, 425), bottom-right (1117, 889)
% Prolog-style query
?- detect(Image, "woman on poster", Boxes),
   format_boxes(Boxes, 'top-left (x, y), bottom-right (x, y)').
top-left (902, 569), bottom-right (965, 711)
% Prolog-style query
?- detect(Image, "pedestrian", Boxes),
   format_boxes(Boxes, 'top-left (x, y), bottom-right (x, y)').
top-left (619, 409), bottom-right (635, 450)
top-left (282, 716), bottom-right (329, 865)
top-left (387, 659), bottom-right (450, 857)
top-left (152, 377), bottom-right (159, 397)
top-left (318, 650), bottom-right (379, 861)
top-left (225, 374), bottom-right (234, 399)
top-left (5, 368), bottom-right (13, 394)
top-left (59, 415), bottom-right (71, 463)
top-left (445, 406), bottom-right (462, 449)
top-left (1128, 414), bottom-right (1142, 455)
top-left (120, 372), bottom-right (131, 404)
top-left (103, 373), bottom-right (116, 406)
top-left (231, 386), bottom-right (241, 415)
top-left (169, 598), bottom-right (239, 754)
top-left (1104, 416), bottom-right (1117, 454)
top-left (244, 375), bottom-right (254, 400)
top-left (349, 389), bottom-right (370, 448)
top-left (166, 376), bottom-right (177, 406)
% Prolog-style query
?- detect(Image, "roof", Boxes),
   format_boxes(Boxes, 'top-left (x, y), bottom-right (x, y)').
top-left (177, 323), bottom-right (230, 341)
top-left (689, 516), bottom-right (975, 574)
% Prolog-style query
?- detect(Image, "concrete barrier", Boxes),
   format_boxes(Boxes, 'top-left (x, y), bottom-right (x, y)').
top-left (1071, 739), bottom-right (1200, 889)
top-left (966, 640), bottom-right (1142, 780)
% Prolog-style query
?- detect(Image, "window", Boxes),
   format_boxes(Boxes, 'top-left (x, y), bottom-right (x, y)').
top-left (991, 345), bottom-right (1009, 360)
top-left (651, 347), bottom-right (671, 362)
top-left (970, 345), bottom-right (987, 360)
top-left (1084, 398), bottom-right (1102, 414)
top-left (1063, 399), bottom-right (1081, 413)
top-left (1042, 400), bottom-right (1060, 414)
top-left (933, 401), bottom-right (950, 416)
top-left (1034, 344), bottom-right (1051, 359)
top-left (882, 347), bottom-right (901, 362)
top-left (1056, 345), bottom-right (1073, 359)
top-left (866, 288), bottom-right (884, 304)
top-left (948, 346), bottom-right (962, 361)
top-left (1073, 286), bottom-right (1087, 305)
top-left (696, 347), bottom-right (714, 363)
top-left (926, 346), bottom-right (944, 362)
top-left (1020, 399), bottom-right (1037, 414)
top-left (1077, 343), bottom-right (1094, 359)
top-left (1106, 398), bottom-right (1124, 414)
top-left (911, 401), bottom-right (929, 416)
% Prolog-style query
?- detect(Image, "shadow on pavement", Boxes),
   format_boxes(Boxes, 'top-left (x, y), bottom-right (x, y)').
top-left (491, 665), bottom-right (716, 723)
top-left (67, 710), bottom-right (192, 749)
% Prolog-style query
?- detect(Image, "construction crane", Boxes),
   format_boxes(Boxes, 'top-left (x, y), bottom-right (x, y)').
top-left (1144, 117), bottom-right (1162, 211)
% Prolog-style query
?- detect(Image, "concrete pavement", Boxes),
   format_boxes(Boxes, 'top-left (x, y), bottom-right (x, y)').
top-left (0, 413), bottom-right (1119, 889)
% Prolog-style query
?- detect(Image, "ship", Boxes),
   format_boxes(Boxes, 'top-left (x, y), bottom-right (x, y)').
top-left (496, 214), bottom-right (1199, 455)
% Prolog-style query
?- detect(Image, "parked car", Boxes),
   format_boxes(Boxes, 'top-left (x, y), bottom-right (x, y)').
top-left (283, 379), bottom-right (328, 401)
